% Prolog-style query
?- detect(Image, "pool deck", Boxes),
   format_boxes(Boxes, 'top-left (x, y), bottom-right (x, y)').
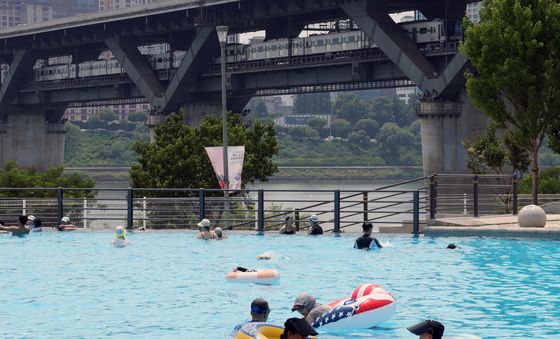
top-left (424, 214), bottom-right (560, 238)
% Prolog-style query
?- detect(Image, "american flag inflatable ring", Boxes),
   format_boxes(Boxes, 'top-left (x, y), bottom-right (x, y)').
top-left (311, 284), bottom-right (397, 330)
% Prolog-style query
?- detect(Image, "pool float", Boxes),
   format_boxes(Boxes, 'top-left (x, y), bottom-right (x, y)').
top-left (234, 322), bottom-right (283, 339)
top-left (225, 269), bottom-right (280, 285)
top-left (311, 283), bottom-right (396, 330)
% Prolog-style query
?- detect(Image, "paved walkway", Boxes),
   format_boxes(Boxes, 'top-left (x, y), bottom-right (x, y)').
top-left (425, 214), bottom-right (560, 238)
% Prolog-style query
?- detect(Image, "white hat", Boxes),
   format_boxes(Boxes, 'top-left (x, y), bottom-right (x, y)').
top-left (214, 227), bottom-right (223, 234)
top-left (61, 217), bottom-right (70, 223)
top-left (197, 219), bottom-right (211, 228)
top-left (309, 214), bottom-right (319, 222)
top-left (27, 215), bottom-right (36, 221)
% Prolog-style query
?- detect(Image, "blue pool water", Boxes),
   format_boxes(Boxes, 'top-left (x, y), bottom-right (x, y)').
top-left (1, 231), bottom-right (559, 338)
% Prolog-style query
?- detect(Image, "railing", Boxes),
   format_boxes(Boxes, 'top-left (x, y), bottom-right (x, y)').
top-left (0, 179), bottom-right (427, 233)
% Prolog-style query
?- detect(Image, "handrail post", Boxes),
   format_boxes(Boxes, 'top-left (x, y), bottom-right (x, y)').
top-left (362, 192), bottom-right (368, 222)
top-left (127, 187), bottom-right (133, 229)
top-left (413, 190), bottom-right (420, 234)
top-left (512, 177), bottom-right (518, 215)
top-left (257, 189), bottom-right (264, 233)
top-left (429, 174), bottom-right (437, 219)
top-left (83, 198), bottom-right (87, 229)
top-left (334, 190), bottom-right (341, 233)
top-left (473, 175), bottom-right (479, 217)
top-left (199, 188), bottom-right (205, 220)
top-left (294, 208), bottom-right (300, 231)
top-left (57, 187), bottom-right (63, 226)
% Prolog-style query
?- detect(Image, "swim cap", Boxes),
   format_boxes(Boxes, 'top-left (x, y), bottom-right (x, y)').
top-left (115, 226), bottom-right (126, 238)
top-left (28, 215), bottom-right (36, 221)
top-left (61, 216), bottom-right (70, 223)
top-left (214, 227), bottom-right (223, 235)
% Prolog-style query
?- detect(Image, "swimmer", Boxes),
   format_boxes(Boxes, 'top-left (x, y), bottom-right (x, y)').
top-left (214, 227), bottom-right (227, 239)
top-left (354, 222), bottom-right (383, 250)
top-left (196, 219), bottom-right (217, 239)
top-left (57, 216), bottom-right (78, 231)
top-left (281, 317), bottom-right (318, 339)
top-left (233, 266), bottom-right (257, 272)
top-left (233, 298), bottom-right (270, 333)
top-left (0, 215), bottom-right (30, 236)
top-left (307, 214), bottom-right (323, 235)
top-left (256, 250), bottom-right (278, 260)
top-left (447, 243), bottom-right (457, 249)
top-left (408, 320), bottom-right (445, 339)
top-left (112, 226), bottom-right (130, 246)
top-left (279, 215), bottom-right (296, 234)
top-left (291, 293), bottom-right (331, 325)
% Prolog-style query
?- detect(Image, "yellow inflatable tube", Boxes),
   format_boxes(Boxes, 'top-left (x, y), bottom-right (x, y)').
top-left (235, 323), bottom-right (283, 339)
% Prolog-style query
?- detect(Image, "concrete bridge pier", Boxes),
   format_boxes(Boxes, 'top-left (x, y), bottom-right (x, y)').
top-left (0, 114), bottom-right (65, 170)
top-left (417, 90), bottom-right (489, 175)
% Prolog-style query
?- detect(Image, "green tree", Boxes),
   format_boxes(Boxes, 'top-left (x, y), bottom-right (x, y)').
top-left (353, 119), bottom-right (379, 138)
top-left (377, 123), bottom-right (417, 164)
top-left (0, 161), bottom-right (96, 198)
top-left (254, 98), bottom-right (268, 118)
top-left (347, 130), bottom-right (370, 150)
top-left (461, 0), bottom-right (560, 204)
top-left (307, 117), bottom-right (327, 131)
top-left (130, 111), bottom-right (278, 189)
top-left (288, 126), bottom-right (319, 139)
top-left (518, 166), bottom-right (560, 194)
top-left (98, 108), bottom-right (116, 122)
top-left (332, 94), bottom-right (369, 123)
top-left (331, 118), bottom-right (351, 138)
top-left (294, 93), bottom-right (331, 114)
top-left (128, 111), bottom-right (147, 123)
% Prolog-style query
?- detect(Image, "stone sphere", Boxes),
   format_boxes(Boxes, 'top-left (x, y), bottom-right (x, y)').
top-left (518, 205), bottom-right (547, 228)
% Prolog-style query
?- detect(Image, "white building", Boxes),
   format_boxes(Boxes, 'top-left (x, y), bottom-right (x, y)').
top-left (467, 2), bottom-right (483, 23)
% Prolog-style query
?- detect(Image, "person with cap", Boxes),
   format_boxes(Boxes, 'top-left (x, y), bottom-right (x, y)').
top-left (196, 219), bottom-right (217, 240)
top-left (279, 215), bottom-right (296, 234)
top-left (291, 292), bottom-right (331, 325)
top-left (307, 215), bottom-right (323, 235)
top-left (0, 215), bottom-right (30, 236)
top-left (57, 216), bottom-right (78, 231)
top-left (408, 320), bottom-right (445, 339)
top-left (213, 226), bottom-right (227, 239)
top-left (27, 215), bottom-right (37, 232)
top-left (354, 222), bottom-right (383, 250)
top-left (232, 298), bottom-right (271, 333)
top-left (112, 226), bottom-right (130, 246)
top-left (280, 317), bottom-right (318, 339)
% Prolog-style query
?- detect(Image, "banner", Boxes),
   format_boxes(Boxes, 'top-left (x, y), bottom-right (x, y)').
top-left (205, 146), bottom-right (245, 190)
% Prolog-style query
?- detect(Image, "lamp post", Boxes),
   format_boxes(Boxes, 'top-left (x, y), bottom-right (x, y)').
top-left (216, 25), bottom-right (230, 229)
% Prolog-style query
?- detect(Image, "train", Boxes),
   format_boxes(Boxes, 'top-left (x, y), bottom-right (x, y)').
top-left (34, 19), bottom-right (453, 82)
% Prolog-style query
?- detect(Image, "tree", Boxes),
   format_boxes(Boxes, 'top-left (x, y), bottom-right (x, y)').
top-left (347, 130), bottom-right (370, 150)
top-left (377, 123), bottom-right (417, 164)
top-left (128, 111), bottom-right (147, 123)
top-left (254, 98), bottom-right (268, 118)
top-left (461, 0), bottom-right (560, 204)
top-left (98, 108), bottom-right (116, 122)
top-left (353, 119), bottom-right (379, 138)
top-left (332, 93), bottom-right (369, 123)
top-left (331, 118), bottom-right (351, 138)
top-left (130, 111), bottom-right (278, 189)
top-left (288, 126), bottom-right (319, 139)
top-left (307, 117), bottom-right (327, 131)
top-left (294, 93), bottom-right (331, 114)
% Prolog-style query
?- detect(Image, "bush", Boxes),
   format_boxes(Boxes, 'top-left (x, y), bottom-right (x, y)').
top-left (518, 166), bottom-right (560, 194)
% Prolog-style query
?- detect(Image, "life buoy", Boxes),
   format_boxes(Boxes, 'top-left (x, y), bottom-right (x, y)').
top-left (311, 284), bottom-right (396, 330)
top-left (234, 322), bottom-right (284, 339)
top-left (225, 270), bottom-right (280, 285)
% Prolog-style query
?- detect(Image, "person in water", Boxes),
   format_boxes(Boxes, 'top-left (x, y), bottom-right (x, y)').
top-left (408, 320), bottom-right (445, 339)
top-left (447, 243), bottom-right (457, 249)
top-left (196, 219), bottom-right (217, 240)
top-left (0, 215), bottom-right (30, 236)
top-left (57, 216), bottom-right (78, 231)
top-left (354, 222), bottom-right (383, 250)
top-left (307, 215), bottom-right (323, 235)
top-left (233, 298), bottom-right (270, 333)
top-left (279, 215), bottom-right (296, 234)
top-left (291, 292), bottom-right (331, 325)
top-left (112, 226), bottom-right (130, 246)
top-left (280, 317), bottom-right (318, 339)
top-left (214, 227), bottom-right (227, 239)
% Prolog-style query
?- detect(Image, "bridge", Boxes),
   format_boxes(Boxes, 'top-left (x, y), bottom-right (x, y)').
top-left (0, 0), bottom-right (482, 174)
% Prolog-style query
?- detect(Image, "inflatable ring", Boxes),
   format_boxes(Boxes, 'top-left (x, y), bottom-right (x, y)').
top-left (235, 322), bottom-right (284, 339)
top-left (312, 283), bottom-right (396, 330)
top-left (113, 238), bottom-right (129, 247)
top-left (226, 270), bottom-right (280, 285)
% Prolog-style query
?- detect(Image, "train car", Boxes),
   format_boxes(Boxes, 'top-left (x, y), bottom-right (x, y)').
top-left (401, 19), bottom-right (446, 43)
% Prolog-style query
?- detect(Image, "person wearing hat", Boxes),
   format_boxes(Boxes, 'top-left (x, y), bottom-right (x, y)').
top-left (354, 222), bottom-right (383, 250)
top-left (281, 317), bottom-right (318, 339)
top-left (27, 215), bottom-right (37, 232)
top-left (0, 215), bottom-right (30, 236)
top-left (291, 293), bottom-right (331, 325)
top-left (196, 219), bottom-right (217, 240)
top-left (307, 215), bottom-right (323, 235)
top-left (279, 215), bottom-right (296, 235)
top-left (213, 226), bottom-right (227, 239)
top-left (233, 298), bottom-right (271, 333)
top-left (408, 320), bottom-right (445, 339)
top-left (57, 216), bottom-right (78, 231)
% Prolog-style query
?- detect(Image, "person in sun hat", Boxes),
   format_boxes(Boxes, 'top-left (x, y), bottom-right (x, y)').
top-left (196, 219), bottom-right (217, 240)
top-left (307, 214), bottom-right (323, 235)
top-left (232, 298), bottom-right (271, 334)
top-left (57, 216), bottom-right (78, 231)
top-left (408, 320), bottom-right (445, 339)
top-left (291, 292), bottom-right (331, 325)
top-left (280, 317), bottom-right (318, 339)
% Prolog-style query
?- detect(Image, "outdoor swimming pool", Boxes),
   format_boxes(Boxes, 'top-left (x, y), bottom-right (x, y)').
top-left (1, 231), bottom-right (558, 338)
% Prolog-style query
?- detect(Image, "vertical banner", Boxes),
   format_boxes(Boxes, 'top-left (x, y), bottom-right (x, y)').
top-left (205, 146), bottom-right (245, 190)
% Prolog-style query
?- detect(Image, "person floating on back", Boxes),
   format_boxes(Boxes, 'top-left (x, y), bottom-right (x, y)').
top-left (57, 216), bottom-right (78, 231)
top-left (112, 226), bottom-right (130, 247)
top-left (354, 222), bottom-right (383, 250)
top-left (279, 215), bottom-right (296, 234)
top-left (307, 214), bottom-right (323, 235)
top-left (0, 215), bottom-right (30, 236)
top-left (196, 219), bottom-right (217, 240)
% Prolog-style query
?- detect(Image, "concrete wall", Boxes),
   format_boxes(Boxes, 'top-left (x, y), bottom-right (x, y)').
top-left (0, 114), bottom-right (65, 170)
top-left (419, 89), bottom-right (489, 175)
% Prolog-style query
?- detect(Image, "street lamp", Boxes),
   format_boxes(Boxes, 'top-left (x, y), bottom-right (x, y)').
top-left (216, 25), bottom-right (230, 229)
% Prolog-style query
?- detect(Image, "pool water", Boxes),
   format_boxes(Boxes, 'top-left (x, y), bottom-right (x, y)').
top-left (1, 231), bottom-right (558, 338)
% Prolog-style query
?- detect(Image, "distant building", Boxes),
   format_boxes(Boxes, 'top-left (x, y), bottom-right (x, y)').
top-left (0, 0), bottom-right (24, 28)
top-left (467, 2), bottom-right (483, 23)
top-left (275, 114), bottom-right (332, 128)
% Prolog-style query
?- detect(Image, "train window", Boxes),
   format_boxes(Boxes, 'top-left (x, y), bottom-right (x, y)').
top-left (257, 46), bottom-right (264, 53)
top-left (348, 36), bottom-right (355, 42)
top-left (271, 45), bottom-right (277, 51)
top-left (332, 37), bottom-right (340, 44)
top-left (317, 39), bottom-right (324, 46)
top-left (158, 58), bottom-right (162, 63)
top-left (420, 28), bottom-right (428, 34)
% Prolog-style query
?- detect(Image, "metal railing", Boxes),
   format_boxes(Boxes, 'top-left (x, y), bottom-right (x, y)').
top-left (0, 178), bottom-right (427, 233)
